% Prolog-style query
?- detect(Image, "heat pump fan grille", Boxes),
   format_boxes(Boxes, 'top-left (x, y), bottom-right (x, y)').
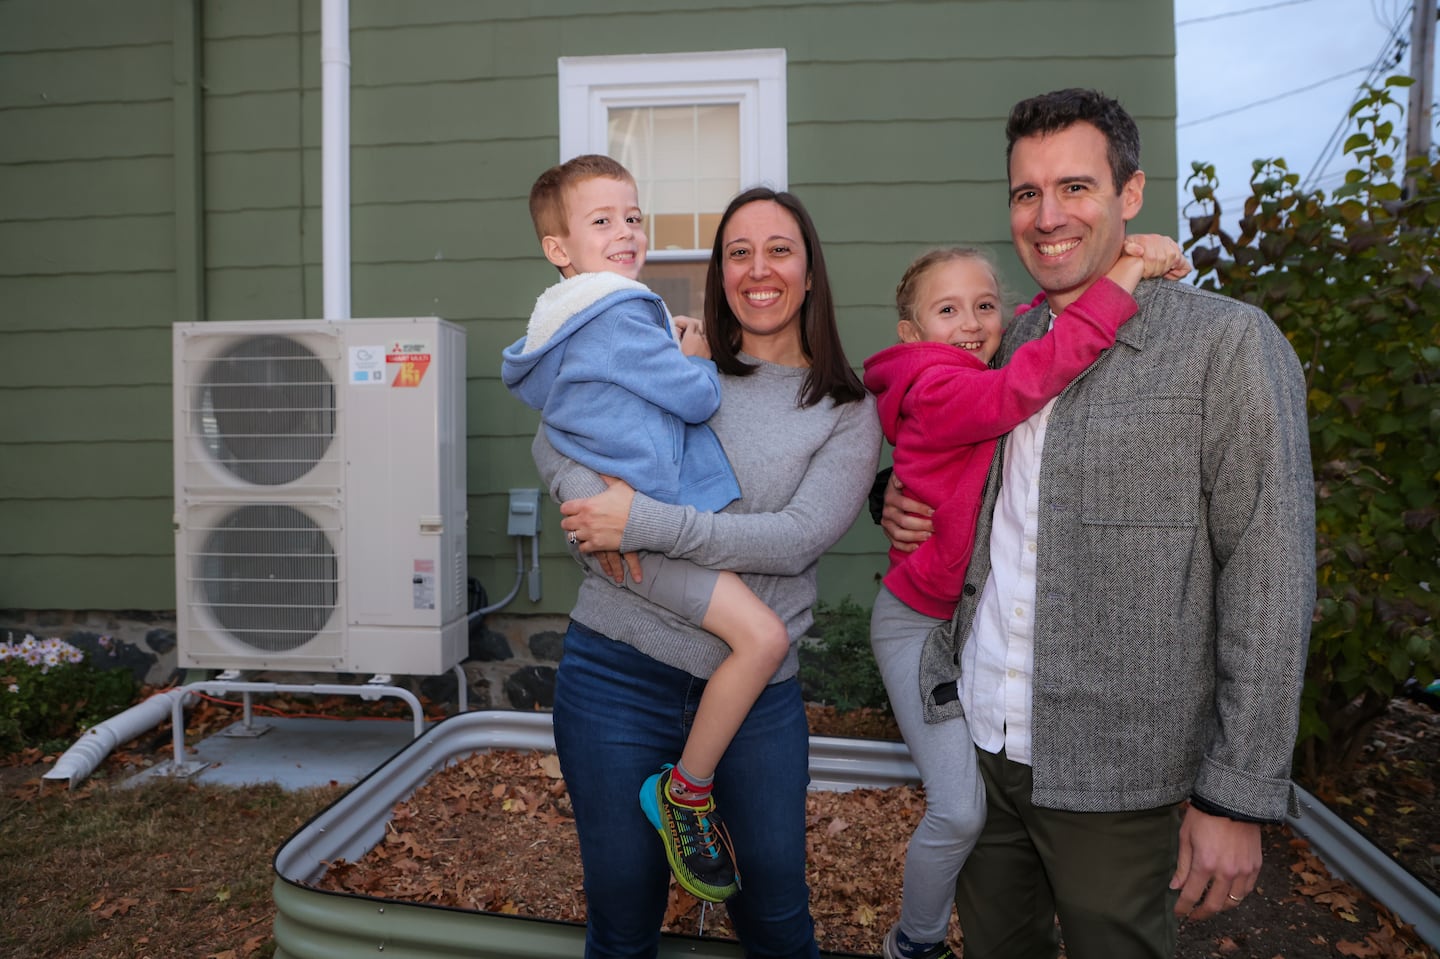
top-left (198, 504), bottom-right (339, 652)
top-left (199, 335), bottom-right (337, 486)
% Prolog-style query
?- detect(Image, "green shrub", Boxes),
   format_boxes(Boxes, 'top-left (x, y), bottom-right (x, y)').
top-left (0, 635), bottom-right (139, 755)
top-left (799, 597), bottom-right (889, 713)
top-left (1183, 77), bottom-right (1440, 778)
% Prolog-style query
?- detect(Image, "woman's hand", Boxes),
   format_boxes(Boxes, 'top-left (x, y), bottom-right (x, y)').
top-left (561, 477), bottom-right (637, 553)
top-left (590, 549), bottom-right (641, 585)
top-left (880, 472), bottom-right (934, 553)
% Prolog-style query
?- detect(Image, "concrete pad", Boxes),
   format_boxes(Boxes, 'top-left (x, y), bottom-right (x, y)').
top-left (126, 717), bottom-right (419, 790)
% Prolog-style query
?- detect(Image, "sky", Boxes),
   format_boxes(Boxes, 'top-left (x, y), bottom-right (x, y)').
top-left (1173, 0), bottom-right (1433, 232)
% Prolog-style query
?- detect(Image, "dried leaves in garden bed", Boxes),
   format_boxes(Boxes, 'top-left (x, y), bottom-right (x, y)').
top-left (312, 746), bottom-right (1436, 957)
top-left (314, 748), bottom-right (944, 950)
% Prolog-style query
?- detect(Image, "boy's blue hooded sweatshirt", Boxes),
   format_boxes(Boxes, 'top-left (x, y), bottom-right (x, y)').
top-left (501, 272), bottom-right (740, 512)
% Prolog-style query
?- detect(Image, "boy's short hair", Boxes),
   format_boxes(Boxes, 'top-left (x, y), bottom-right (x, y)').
top-left (528, 154), bottom-right (636, 242)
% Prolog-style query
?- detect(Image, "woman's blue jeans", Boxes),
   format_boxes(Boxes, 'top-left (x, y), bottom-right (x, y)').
top-left (553, 619), bottom-right (819, 959)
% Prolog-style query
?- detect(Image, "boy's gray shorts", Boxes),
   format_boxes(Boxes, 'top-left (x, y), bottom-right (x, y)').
top-left (576, 547), bottom-right (719, 625)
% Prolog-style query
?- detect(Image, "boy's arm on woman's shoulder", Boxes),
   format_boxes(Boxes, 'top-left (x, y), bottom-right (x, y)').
top-left (602, 306), bottom-right (723, 424)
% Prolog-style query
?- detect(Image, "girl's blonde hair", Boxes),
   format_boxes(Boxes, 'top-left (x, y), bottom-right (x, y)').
top-left (894, 246), bottom-right (1012, 326)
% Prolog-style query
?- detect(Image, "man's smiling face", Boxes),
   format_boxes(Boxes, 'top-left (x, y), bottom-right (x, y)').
top-left (1007, 120), bottom-right (1144, 313)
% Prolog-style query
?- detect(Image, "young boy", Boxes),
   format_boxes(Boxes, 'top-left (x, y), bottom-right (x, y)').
top-left (501, 155), bottom-right (784, 903)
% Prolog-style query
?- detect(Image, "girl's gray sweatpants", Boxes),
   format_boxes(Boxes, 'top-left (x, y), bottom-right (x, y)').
top-left (870, 586), bottom-right (987, 944)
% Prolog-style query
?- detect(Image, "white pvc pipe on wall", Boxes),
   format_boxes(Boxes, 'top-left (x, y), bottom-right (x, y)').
top-left (321, 0), bottom-right (351, 319)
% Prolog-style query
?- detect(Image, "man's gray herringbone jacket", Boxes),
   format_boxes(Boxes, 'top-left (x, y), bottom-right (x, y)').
top-left (918, 278), bottom-right (1316, 822)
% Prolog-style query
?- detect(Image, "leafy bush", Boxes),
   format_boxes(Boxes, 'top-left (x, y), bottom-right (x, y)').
top-left (799, 597), bottom-right (889, 713)
top-left (1183, 77), bottom-right (1439, 778)
top-left (0, 634), bottom-right (139, 755)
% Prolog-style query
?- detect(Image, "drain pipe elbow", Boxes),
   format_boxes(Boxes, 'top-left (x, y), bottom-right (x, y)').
top-left (44, 686), bottom-right (196, 787)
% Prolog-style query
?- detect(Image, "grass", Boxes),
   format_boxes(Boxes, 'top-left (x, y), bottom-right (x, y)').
top-left (0, 770), bottom-right (340, 958)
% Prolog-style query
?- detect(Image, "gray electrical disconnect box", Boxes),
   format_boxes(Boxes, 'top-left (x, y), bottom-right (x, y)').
top-left (507, 488), bottom-right (541, 537)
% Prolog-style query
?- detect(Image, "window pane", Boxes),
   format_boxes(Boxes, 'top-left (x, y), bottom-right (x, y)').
top-left (609, 104), bottom-right (739, 253)
top-left (640, 260), bottom-right (708, 318)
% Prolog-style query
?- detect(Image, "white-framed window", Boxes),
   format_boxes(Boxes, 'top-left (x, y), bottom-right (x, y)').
top-left (558, 49), bottom-right (787, 315)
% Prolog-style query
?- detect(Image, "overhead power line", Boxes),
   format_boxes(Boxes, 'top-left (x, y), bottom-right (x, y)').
top-left (1301, 6), bottom-right (1411, 190)
top-left (1177, 67), bottom-right (1372, 127)
top-left (1177, 0), bottom-right (1317, 28)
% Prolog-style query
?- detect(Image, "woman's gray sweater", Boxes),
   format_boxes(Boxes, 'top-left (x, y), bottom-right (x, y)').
top-left (532, 357), bottom-right (882, 682)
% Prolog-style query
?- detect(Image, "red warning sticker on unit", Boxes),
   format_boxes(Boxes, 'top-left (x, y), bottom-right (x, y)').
top-left (387, 341), bottom-right (431, 387)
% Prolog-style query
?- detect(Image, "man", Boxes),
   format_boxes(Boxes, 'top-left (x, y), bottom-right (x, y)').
top-left (883, 88), bottom-right (1315, 958)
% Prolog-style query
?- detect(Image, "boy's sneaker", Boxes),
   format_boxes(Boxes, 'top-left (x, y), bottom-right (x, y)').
top-left (638, 765), bottom-right (740, 902)
top-left (882, 923), bottom-right (958, 959)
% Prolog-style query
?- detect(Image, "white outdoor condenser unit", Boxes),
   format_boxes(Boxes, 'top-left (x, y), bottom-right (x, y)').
top-left (172, 317), bottom-right (468, 675)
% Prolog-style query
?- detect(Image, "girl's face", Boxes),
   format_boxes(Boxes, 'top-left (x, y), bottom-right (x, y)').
top-left (898, 257), bottom-right (1004, 364)
top-left (720, 200), bottom-right (811, 362)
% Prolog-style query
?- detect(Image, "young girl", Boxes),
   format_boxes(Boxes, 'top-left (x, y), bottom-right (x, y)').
top-left (861, 236), bottom-right (1188, 959)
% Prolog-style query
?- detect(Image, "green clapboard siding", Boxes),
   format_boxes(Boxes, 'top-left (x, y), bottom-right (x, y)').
top-left (0, 44), bottom-right (171, 109)
top-left (0, 157), bottom-right (175, 220)
top-left (0, 0), bottom-right (172, 52)
top-left (0, 556), bottom-right (175, 610)
top-left (0, 500), bottom-right (172, 556)
top-left (0, 0), bottom-right (1178, 617)
top-left (0, 101), bottom-right (173, 164)
top-left (0, 441), bottom-right (171, 500)
top-left (0, 387), bottom-right (173, 444)
top-left (1, 273), bottom-right (176, 332)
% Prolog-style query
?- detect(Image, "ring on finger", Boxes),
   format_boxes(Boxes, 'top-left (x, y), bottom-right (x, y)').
top-left (1227, 894), bottom-right (1243, 903)
top-left (567, 531), bottom-right (577, 545)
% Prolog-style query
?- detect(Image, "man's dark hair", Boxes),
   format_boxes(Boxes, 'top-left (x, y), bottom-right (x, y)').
top-left (1005, 88), bottom-right (1141, 193)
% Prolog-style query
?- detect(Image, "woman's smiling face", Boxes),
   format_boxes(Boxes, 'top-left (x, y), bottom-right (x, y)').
top-left (720, 199), bottom-right (811, 357)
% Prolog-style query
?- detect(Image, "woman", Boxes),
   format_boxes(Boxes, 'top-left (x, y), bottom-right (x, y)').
top-left (532, 187), bottom-right (882, 958)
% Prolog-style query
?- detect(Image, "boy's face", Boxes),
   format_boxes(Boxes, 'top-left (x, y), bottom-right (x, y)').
top-left (542, 176), bottom-right (647, 280)
top-left (898, 257), bottom-right (1004, 365)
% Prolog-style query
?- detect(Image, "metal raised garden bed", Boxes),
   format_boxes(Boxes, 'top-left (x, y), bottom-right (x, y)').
top-left (272, 709), bottom-right (917, 958)
top-left (273, 709), bottom-right (1440, 957)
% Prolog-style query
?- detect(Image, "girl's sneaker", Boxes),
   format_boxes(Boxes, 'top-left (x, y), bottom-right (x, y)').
top-left (638, 765), bottom-right (740, 902)
top-left (882, 923), bottom-right (958, 959)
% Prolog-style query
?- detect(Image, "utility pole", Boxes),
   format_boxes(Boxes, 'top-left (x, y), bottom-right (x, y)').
top-left (1407, 0), bottom-right (1436, 165)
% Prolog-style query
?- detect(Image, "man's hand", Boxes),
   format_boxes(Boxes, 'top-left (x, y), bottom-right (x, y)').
top-left (1170, 805), bottom-right (1262, 921)
top-left (880, 472), bottom-right (934, 553)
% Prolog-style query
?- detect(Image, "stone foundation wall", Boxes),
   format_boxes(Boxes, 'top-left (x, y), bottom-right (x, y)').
top-left (0, 609), bottom-right (571, 716)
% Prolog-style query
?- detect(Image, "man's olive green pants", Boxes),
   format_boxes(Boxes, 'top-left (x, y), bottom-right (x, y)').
top-left (954, 747), bottom-right (1183, 959)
